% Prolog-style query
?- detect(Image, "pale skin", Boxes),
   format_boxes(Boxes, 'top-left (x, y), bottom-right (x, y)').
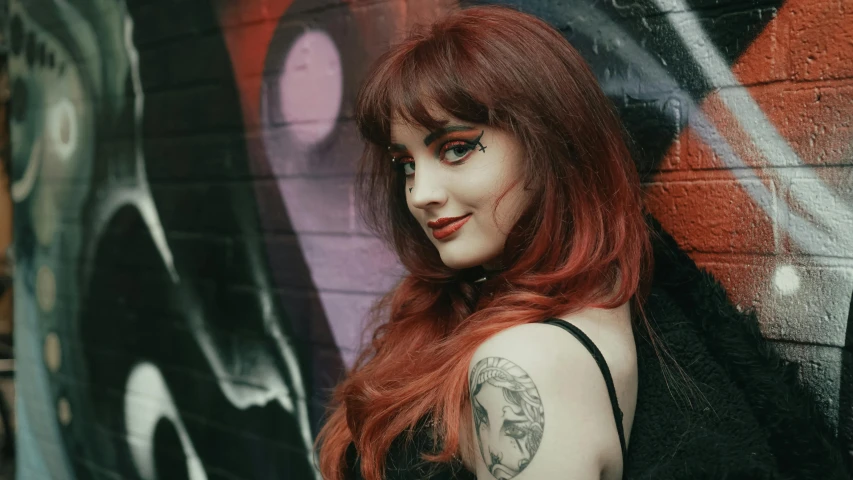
top-left (390, 110), bottom-right (638, 479)
top-left (389, 112), bottom-right (530, 271)
top-left (461, 304), bottom-right (637, 480)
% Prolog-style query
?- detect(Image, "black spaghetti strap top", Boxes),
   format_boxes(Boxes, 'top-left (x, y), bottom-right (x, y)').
top-left (541, 318), bottom-right (628, 479)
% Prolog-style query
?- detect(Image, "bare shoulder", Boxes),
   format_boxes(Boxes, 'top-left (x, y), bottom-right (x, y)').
top-left (467, 302), bottom-right (637, 480)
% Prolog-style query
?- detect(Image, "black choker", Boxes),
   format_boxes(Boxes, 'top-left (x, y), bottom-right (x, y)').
top-left (465, 266), bottom-right (505, 284)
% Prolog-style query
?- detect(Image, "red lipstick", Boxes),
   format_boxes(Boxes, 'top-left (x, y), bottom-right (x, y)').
top-left (428, 214), bottom-right (471, 240)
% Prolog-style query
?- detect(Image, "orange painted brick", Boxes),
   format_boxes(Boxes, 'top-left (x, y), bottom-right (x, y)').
top-left (787, 0), bottom-right (853, 81)
top-left (645, 179), bottom-right (776, 254)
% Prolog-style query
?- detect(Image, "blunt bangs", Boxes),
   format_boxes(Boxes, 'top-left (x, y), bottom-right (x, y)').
top-left (356, 31), bottom-right (492, 148)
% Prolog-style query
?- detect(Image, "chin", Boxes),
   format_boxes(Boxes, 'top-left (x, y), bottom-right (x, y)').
top-left (437, 247), bottom-right (495, 270)
top-left (438, 256), bottom-right (477, 270)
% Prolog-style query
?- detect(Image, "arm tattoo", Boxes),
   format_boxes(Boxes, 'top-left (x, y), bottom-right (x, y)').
top-left (469, 357), bottom-right (544, 479)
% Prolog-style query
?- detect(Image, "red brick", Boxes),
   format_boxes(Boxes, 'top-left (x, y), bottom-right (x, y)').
top-left (645, 179), bottom-right (777, 254)
top-left (787, 0), bottom-right (853, 81)
top-left (731, 7), bottom-right (790, 85)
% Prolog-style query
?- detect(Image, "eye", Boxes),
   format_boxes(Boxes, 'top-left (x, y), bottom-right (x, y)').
top-left (473, 400), bottom-right (490, 428)
top-left (503, 424), bottom-right (528, 440)
top-left (396, 158), bottom-right (415, 176)
top-left (441, 140), bottom-right (476, 162)
top-left (393, 137), bottom-right (477, 179)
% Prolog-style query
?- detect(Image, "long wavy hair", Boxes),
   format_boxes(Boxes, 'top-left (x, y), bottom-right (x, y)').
top-left (315, 5), bottom-right (655, 479)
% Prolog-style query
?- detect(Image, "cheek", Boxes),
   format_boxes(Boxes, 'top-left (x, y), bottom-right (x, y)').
top-left (504, 436), bottom-right (525, 457)
top-left (478, 424), bottom-right (490, 443)
top-left (406, 201), bottom-right (420, 224)
top-left (486, 190), bottom-right (528, 232)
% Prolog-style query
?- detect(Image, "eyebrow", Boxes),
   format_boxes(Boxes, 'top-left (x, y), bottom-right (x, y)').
top-left (388, 124), bottom-right (477, 152)
top-left (424, 125), bottom-right (477, 146)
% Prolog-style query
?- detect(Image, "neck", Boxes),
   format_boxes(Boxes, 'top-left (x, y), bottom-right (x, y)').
top-left (481, 258), bottom-right (505, 272)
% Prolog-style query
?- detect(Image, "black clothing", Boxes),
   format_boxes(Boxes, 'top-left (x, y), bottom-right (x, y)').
top-left (344, 221), bottom-right (850, 479)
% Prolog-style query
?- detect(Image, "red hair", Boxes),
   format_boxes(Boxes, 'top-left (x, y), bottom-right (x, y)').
top-left (315, 5), bottom-right (654, 479)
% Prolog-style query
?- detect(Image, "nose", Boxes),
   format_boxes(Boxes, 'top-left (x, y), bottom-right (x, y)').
top-left (408, 162), bottom-right (447, 210)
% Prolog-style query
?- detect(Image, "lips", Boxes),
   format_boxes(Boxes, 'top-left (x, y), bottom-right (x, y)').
top-left (429, 214), bottom-right (471, 240)
top-left (427, 214), bottom-right (471, 228)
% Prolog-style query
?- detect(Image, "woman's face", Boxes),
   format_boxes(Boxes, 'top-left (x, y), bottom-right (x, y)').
top-left (389, 112), bottom-right (531, 270)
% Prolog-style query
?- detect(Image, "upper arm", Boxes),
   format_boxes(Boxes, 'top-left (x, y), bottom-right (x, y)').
top-left (467, 323), bottom-right (619, 480)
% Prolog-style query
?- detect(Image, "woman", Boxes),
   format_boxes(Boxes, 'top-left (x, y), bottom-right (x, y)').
top-left (315, 5), bottom-right (848, 480)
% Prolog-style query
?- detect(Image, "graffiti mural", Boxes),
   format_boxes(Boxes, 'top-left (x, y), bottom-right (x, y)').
top-left (486, 0), bottom-right (853, 439)
top-left (8, 0), bottom-right (851, 478)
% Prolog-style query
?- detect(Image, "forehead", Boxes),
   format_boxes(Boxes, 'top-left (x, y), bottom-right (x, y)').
top-left (389, 116), bottom-right (428, 137)
top-left (390, 115), bottom-right (449, 134)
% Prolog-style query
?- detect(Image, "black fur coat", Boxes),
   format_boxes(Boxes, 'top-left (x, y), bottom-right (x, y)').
top-left (624, 219), bottom-right (849, 479)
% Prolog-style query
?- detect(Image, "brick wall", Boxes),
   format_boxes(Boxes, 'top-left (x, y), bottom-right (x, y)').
top-left (8, 0), bottom-right (852, 478)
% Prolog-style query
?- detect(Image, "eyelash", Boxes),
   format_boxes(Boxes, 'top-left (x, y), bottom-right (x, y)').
top-left (393, 139), bottom-right (478, 177)
top-left (503, 424), bottom-right (528, 439)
